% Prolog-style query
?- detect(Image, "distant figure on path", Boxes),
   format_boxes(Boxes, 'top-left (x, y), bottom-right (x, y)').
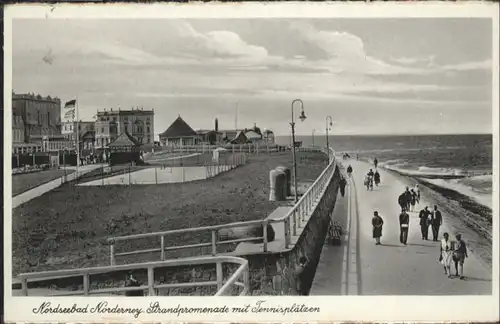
top-left (372, 211), bottom-right (384, 245)
top-left (347, 165), bottom-right (353, 177)
top-left (453, 234), bottom-right (468, 280)
top-left (356, 154), bottom-right (359, 161)
top-left (409, 189), bottom-right (418, 212)
top-left (419, 206), bottom-right (432, 240)
top-left (431, 205), bottom-right (443, 242)
top-left (125, 272), bottom-right (144, 296)
top-left (398, 192), bottom-right (407, 212)
top-left (295, 256), bottom-right (309, 295)
top-left (414, 184), bottom-right (421, 203)
top-left (404, 187), bottom-right (412, 212)
top-left (439, 232), bottom-right (454, 278)
top-left (399, 209), bottom-right (410, 245)
top-left (374, 158), bottom-right (378, 169)
top-left (339, 175), bottom-right (347, 197)
top-left (374, 170), bottom-right (381, 186)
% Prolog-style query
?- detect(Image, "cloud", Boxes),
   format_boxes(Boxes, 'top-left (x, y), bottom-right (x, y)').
top-left (438, 59), bottom-right (492, 72)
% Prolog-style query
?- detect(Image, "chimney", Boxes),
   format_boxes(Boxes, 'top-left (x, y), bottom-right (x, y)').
top-left (215, 118), bottom-right (219, 132)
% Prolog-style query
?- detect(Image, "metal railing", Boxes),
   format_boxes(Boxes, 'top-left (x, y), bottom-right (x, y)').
top-left (204, 153), bottom-right (247, 178)
top-left (107, 147), bottom-right (336, 264)
top-left (16, 255), bottom-right (249, 296)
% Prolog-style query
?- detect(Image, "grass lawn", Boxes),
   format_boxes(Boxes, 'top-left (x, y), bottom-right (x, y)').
top-left (12, 169), bottom-right (75, 197)
top-left (12, 151), bottom-right (328, 275)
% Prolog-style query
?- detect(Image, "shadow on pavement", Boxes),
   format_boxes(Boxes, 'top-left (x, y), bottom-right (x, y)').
top-left (407, 243), bottom-right (436, 248)
top-left (461, 276), bottom-right (492, 282)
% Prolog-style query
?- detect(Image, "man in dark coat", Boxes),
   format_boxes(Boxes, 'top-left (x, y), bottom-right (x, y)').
top-left (339, 176), bottom-right (347, 197)
top-left (404, 187), bottom-right (412, 212)
top-left (399, 209), bottom-right (410, 245)
top-left (418, 206), bottom-right (432, 240)
top-left (431, 205), bottom-right (443, 241)
top-left (398, 192), bottom-right (407, 212)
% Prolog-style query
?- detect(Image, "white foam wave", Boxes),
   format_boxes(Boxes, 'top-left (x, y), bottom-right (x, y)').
top-left (382, 163), bottom-right (467, 178)
top-left (424, 176), bottom-right (492, 210)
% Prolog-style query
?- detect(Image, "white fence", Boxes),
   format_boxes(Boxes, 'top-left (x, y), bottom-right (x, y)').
top-left (107, 147), bottom-right (336, 264)
top-left (16, 256), bottom-right (249, 297)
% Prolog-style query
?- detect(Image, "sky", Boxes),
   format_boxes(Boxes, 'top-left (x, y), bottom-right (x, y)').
top-left (12, 18), bottom-right (494, 136)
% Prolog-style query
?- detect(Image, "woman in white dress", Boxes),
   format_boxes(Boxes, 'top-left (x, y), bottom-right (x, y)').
top-left (439, 232), bottom-right (454, 278)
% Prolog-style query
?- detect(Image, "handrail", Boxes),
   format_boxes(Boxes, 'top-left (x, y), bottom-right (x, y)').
top-left (107, 146), bottom-right (336, 264)
top-left (16, 255), bottom-right (249, 297)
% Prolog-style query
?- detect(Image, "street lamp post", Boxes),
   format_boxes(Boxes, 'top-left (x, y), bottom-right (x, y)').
top-left (291, 99), bottom-right (307, 203)
top-left (326, 116), bottom-right (333, 162)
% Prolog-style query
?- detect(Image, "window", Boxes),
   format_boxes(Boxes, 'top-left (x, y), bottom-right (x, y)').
top-left (147, 137), bottom-right (150, 144)
top-left (147, 127), bottom-right (150, 133)
top-left (101, 128), bottom-right (104, 133)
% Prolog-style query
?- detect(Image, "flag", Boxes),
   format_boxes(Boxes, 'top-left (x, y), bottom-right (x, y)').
top-left (64, 99), bottom-right (76, 109)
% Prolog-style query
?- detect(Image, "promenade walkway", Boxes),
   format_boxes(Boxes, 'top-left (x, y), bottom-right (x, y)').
top-left (311, 158), bottom-right (492, 295)
top-left (12, 164), bottom-right (103, 209)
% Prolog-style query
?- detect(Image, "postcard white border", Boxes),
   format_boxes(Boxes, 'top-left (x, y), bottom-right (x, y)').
top-left (3, 2), bottom-right (499, 323)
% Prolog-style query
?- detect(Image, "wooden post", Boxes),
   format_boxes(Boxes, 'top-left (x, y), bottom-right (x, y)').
top-left (160, 236), bottom-right (165, 260)
top-left (284, 218), bottom-right (291, 249)
top-left (110, 244), bottom-right (115, 265)
top-left (216, 261), bottom-right (223, 290)
top-left (155, 167), bottom-right (158, 184)
top-left (83, 273), bottom-right (90, 296)
top-left (293, 209), bottom-right (297, 236)
top-left (263, 221), bottom-right (268, 252)
top-left (21, 278), bottom-right (28, 296)
top-left (148, 267), bottom-right (155, 296)
top-left (211, 230), bottom-right (217, 255)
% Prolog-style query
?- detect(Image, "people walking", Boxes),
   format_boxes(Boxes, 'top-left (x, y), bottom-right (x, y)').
top-left (347, 164), bottom-right (353, 177)
top-left (414, 184), bottom-right (421, 205)
top-left (372, 211), bottom-right (384, 245)
top-left (404, 187), bottom-right (412, 212)
top-left (439, 232), bottom-right (454, 278)
top-left (398, 191), bottom-right (407, 212)
top-left (409, 189), bottom-right (417, 212)
top-left (339, 175), bottom-right (347, 197)
top-left (399, 208), bottom-right (410, 245)
top-left (431, 205), bottom-right (443, 241)
top-left (374, 158), bottom-right (378, 169)
top-left (374, 170), bottom-right (381, 186)
top-left (453, 234), bottom-right (468, 280)
top-left (419, 206), bottom-right (432, 240)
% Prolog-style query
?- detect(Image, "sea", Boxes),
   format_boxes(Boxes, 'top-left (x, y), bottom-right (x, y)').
top-left (276, 133), bottom-right (494, 263)
top-left (277, 134), bottom-right (493, 209)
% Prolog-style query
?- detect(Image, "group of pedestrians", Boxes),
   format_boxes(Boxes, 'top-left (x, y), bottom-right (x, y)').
top-left (418, 205), bottom-right (443, 241)
top-left (397, 185), bottom-right (420, 212)
top-left (439, 232), bottom-right (468, 280)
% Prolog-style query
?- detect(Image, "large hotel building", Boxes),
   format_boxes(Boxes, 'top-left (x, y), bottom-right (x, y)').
top-left (94, 107), bottom-right (155, 149)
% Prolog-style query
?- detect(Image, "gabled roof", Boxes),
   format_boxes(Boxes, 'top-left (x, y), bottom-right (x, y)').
top-left (160, 116), bottom-right (197, 138)
top-left (107, 132), bottom-right (140, 147)
top-left (244, 130), bottom-right (262, 139)
top-left (230, 131), bottom-right (249, 144)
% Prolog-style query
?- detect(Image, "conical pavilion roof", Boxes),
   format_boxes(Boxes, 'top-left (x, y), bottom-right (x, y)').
top-left (160, 116), bottom-right (197, 138)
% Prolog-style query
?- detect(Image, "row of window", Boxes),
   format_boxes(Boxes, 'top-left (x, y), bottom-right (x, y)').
top-left (98, 116), bottom-right (152, 123)
top-left (97, 126), bottom-right (151, 134)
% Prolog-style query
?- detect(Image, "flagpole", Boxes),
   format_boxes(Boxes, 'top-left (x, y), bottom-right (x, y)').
top-left (76, 96), bottom-right (80, 173)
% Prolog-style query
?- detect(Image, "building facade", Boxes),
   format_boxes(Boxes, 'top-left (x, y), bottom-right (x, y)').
top-left (12, 92), bottom-right (62, 141)
top-left (94, 108), bottom-right (154, 149)
top-left (12, 115), bottom-right (25, 143)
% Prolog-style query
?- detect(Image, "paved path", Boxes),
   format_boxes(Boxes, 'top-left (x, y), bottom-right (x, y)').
top-left (311, 158), bottom-right (492, 295)
top-left (12, 164), bottom-right (103, 209)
